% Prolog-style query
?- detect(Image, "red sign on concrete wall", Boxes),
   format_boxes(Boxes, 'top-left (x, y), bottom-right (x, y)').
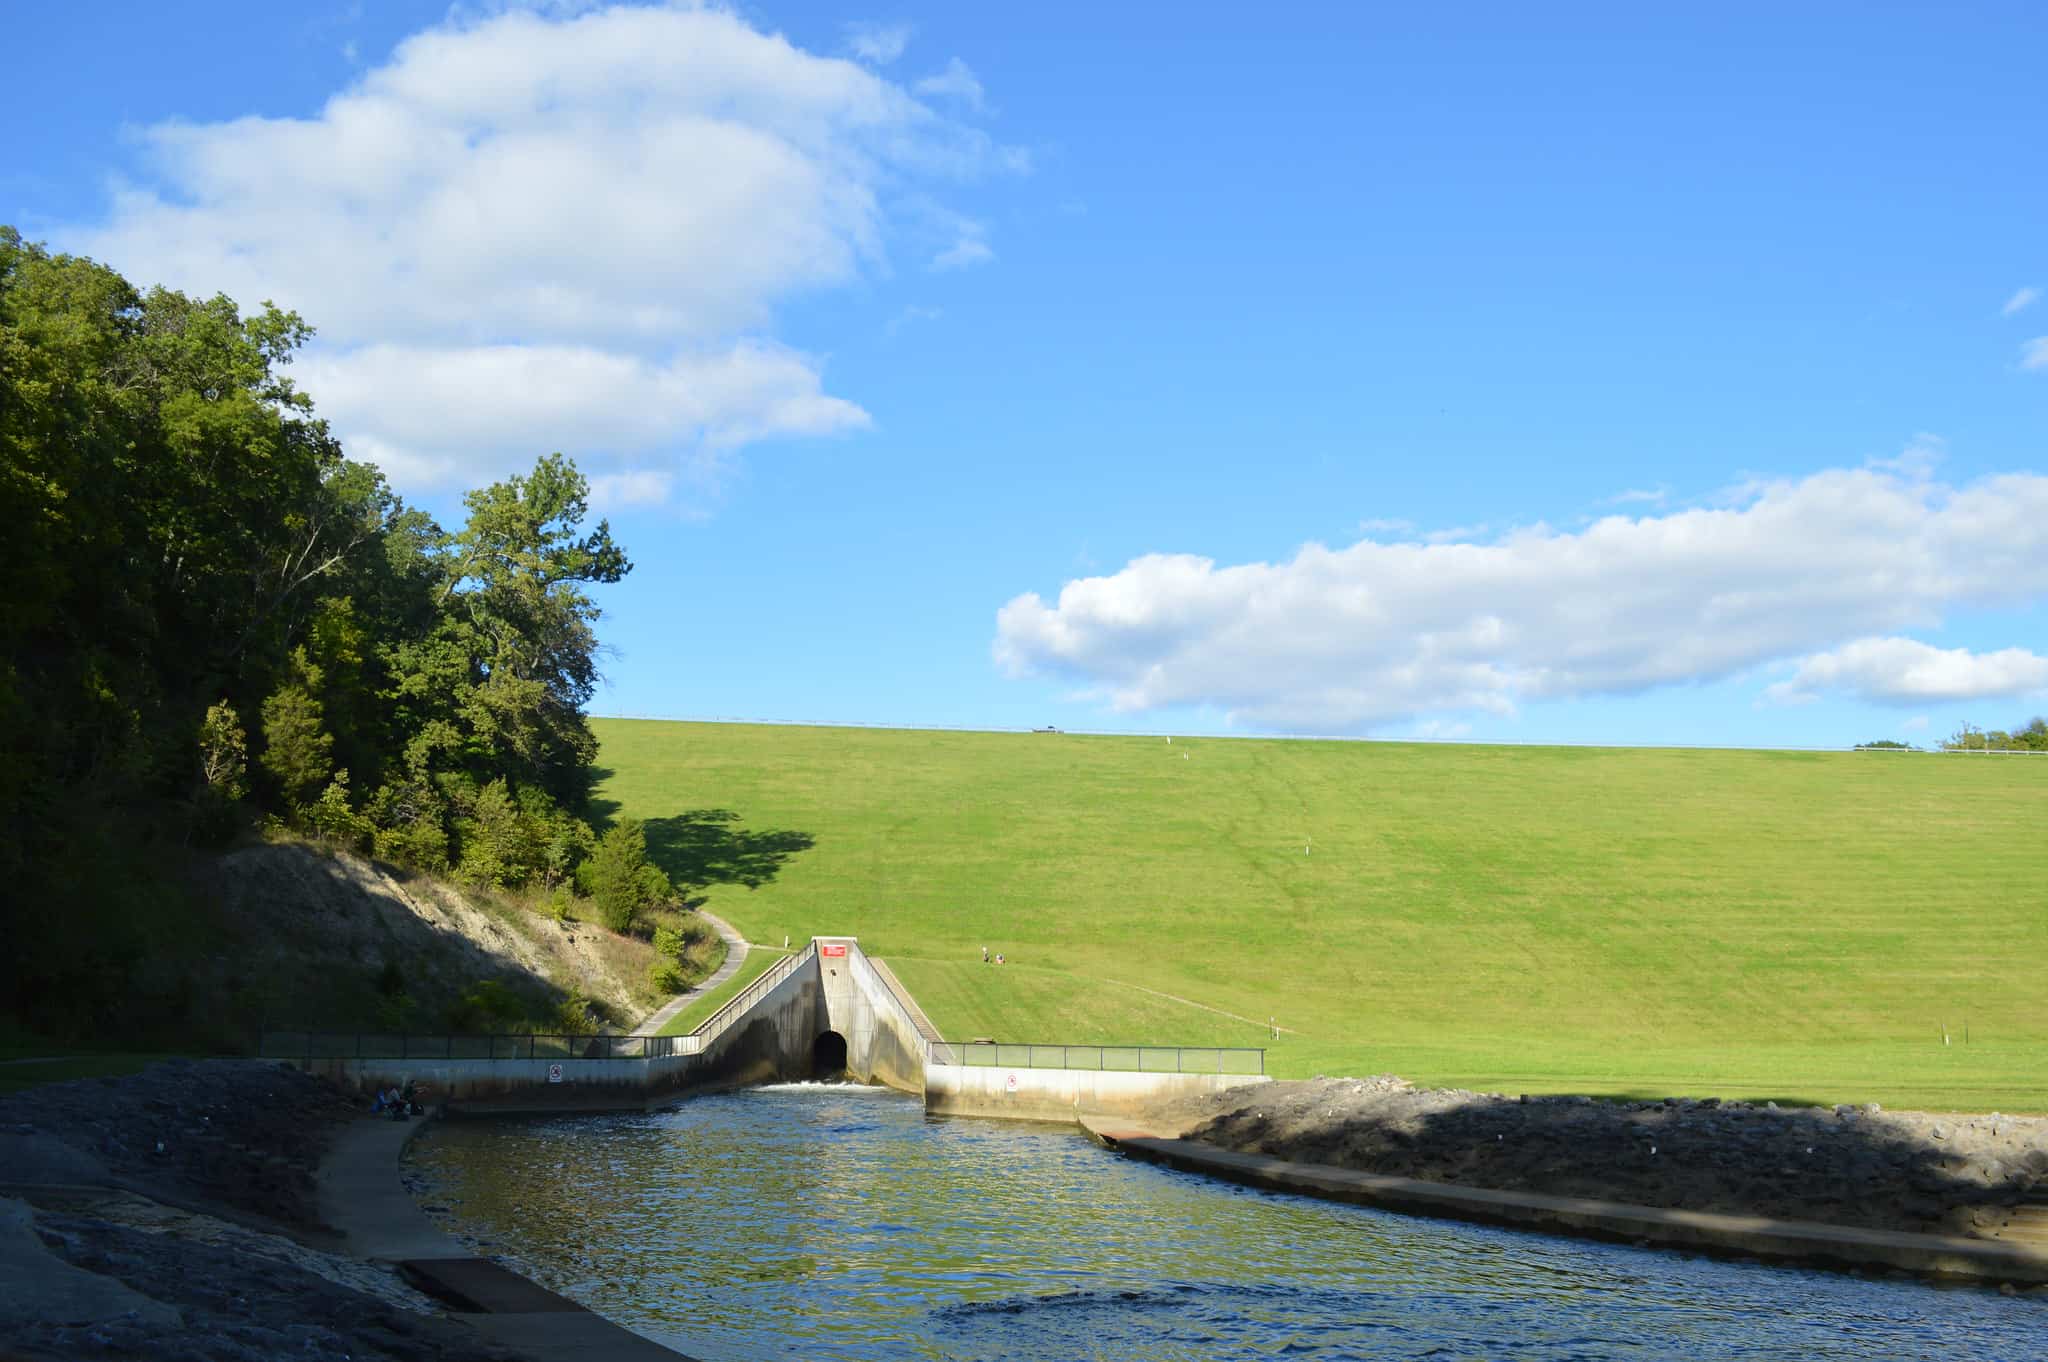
top-left (820, 943), bottom-right (848, 957)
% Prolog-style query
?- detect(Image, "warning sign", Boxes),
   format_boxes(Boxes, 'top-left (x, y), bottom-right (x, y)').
top-left (820, 943), bottom-right (848, 957)
top-left (547, 1063), bottom-right (563, 1084)
top-left (1005, 1072), bottom-right (1019, 1093)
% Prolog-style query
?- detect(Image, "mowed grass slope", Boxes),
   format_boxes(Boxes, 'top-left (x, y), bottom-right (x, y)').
top-left (592, 720), bottom-right (2048, 1110)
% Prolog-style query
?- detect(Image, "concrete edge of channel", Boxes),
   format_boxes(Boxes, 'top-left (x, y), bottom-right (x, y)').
top-left (1077, 1116), bottom-right (2048, 1290)
top-left (319, 1113), bottom-right (700, 1361)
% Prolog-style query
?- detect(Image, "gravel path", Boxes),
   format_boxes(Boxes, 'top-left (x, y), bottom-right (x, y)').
top-left (1149, 1076), bottom-right (2048, 1239)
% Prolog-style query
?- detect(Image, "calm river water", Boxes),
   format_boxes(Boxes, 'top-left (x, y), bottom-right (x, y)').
top-left (407, 1084), bottom-right (2044, 1361)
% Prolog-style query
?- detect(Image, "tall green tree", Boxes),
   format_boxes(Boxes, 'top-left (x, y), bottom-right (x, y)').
top-left (1, 228), bottom-right (639, 1038)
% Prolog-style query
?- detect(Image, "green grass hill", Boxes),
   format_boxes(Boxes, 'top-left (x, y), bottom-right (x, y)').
top-left (591, 719), bottom-right (2048, 1111)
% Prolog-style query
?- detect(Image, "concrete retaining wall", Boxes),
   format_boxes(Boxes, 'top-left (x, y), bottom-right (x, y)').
top-left (827, 943), bottom-right (930, 1095)
top-left (301, 1054), bottom-right (697, 1108)
top-left (687, 960), bottom-right (826, 1091)
top-left (924, 1063), bottom-right (1269, 1123)
top-left (297, 938), bottom-right (1265, 1122)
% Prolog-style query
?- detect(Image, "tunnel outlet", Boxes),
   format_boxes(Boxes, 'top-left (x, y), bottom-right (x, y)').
top-left (811, 1030), bottom-right (849, 1080)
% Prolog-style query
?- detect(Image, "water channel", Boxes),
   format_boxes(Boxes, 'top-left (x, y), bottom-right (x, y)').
top-left (408, 1084), bottom-right (2044, 1360)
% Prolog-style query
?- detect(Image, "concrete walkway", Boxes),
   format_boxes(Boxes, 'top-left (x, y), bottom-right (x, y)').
top-left (319, 1117), bottom-right (695, 1360)
top-left (1079, 1116), bottom-right (2048, 1288)
top-left (631, 910), bottom-right (747, 1037)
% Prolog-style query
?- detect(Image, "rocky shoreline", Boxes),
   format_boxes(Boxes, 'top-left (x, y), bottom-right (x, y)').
top-left (0, 1058), bottom-right (522, 1362)
top-left (1150, 1075), bottom-right (2048, 1240)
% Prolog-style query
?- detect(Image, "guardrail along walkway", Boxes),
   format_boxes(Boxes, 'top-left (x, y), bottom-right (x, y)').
top-left (929, 1041), bottom-right (1265, 1074)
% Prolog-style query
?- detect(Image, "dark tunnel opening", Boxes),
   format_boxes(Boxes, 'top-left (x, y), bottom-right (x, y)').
top-left (811, 1029), bottom-right (849, 1079)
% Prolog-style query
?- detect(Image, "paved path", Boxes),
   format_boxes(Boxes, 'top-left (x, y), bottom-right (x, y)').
top-left (630, 910), bottom-right (747, 1037)
top-left (1078, 1116), bottom-right (2048, 1288)
top-left (319, 1116), bottom-right (695, 1360)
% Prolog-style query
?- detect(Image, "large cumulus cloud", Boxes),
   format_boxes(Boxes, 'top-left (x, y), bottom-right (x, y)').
top-left (994, 465), bottom-right (2048, 729)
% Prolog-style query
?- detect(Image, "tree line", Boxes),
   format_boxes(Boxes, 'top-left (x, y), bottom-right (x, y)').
top-left (1858, 718), bottom-right (2048, 752)
top-left (1, 227), bottom-right (672, 1035)
top-left (1940, 718), bottom-right (2048, 752)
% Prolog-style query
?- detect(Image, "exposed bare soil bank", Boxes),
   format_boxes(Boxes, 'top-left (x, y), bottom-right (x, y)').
top-left (211, 842), bottom-right (659, 1029)
top-left (1151, 1076), bottom-right (2048, 1238)
top-left (0, 1059), bottom-right (522, 1361)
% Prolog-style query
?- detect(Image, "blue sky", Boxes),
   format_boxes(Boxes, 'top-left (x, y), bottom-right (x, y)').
top-left (9, 2), bottom-right (2047, 746)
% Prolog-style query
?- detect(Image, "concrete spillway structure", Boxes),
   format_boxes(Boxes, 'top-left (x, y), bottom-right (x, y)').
top-left (677, 937), bottom-right (936, 1096)
top-left (289, 935), bottom-right (1264, 1120)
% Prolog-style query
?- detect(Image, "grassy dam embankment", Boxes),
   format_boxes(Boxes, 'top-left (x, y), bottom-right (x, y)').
top-left (591, 719), bottom-right (2047, 1112)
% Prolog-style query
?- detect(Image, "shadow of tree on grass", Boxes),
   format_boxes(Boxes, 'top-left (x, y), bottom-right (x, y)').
top-left (643, 809), bottom-right (815, 893)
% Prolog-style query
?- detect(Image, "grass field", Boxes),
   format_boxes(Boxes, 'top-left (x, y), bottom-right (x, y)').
top-left (592, 720), bottom-right (2048, 1111)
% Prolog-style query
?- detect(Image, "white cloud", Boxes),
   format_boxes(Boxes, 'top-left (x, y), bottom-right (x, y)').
top-left (295, 340), bottom-right (868, 486)
top-left (1602, 486), bottom-right (1668, 506)
top-left (2003, 286), bottom-right (2040, 317)
top-left (883, 303), bottom-right (942, 336)
top-left (1901, 715), bottom-right (1930, 732)
top-left (589, 468), bottom-right (675, 509)
top-left (1358, 518), bottom-right (1415, 535)
top-left (993, 457), bottom-right (2048, 730)
top-left (846, 20), bottom-right (912, 65)
top-left (2022, 338), bottom-right (2048, 371)
top-left (1765, 638), bottom-right (2048, 706)
top-left (1868, 431), bottom-right (1944, 480)
top-left (915, 57), bottom-right (985, 111)
top-left (932, 233), bottom-right (994, 271)
top-left (63, 3), bottom-right (1018, 499)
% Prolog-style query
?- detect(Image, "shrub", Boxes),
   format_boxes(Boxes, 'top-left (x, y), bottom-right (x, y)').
top-left (305, 770), bottom-right (371, 850)
top-left (652, 923), bottom-right (686, 962)
top-left (447, 978), bottom-right (525, 1033)
top-left (649, 960), bottom-right (684, 995)
top-left (552, 993), bottom-right (597, 1035)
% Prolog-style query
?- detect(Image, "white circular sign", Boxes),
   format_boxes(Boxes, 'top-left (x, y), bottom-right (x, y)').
top-left (547, 1063), bottom-right (564, 1084)
top-left (1005, 1072), bottom-right (1019, 1092)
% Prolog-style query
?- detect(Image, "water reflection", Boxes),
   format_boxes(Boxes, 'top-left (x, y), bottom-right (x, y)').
top-left (408, 1084), bottom-right (2042, 1361)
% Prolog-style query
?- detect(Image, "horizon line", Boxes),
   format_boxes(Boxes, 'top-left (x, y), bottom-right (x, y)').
top-left (584, 711), bottom-right (2028, 757)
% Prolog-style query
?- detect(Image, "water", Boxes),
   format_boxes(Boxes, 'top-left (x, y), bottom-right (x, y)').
top-left (409, 1084), bottom-right (2045, 1361)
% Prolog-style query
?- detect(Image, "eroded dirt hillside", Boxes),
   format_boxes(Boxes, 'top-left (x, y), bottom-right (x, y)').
top-left (206, 843), bottom-right (660, 1034)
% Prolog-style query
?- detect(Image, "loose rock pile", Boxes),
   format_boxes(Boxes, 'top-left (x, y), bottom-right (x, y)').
top-left (0, 1059), bottom-right (522, 1362)
top-left (1152, 1077), bottom-right (2048, 1237)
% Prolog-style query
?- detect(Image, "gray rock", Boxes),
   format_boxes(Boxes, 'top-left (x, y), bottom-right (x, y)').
top-left (0, 1197), bottom-right (181, 1331)
top-left (0, 1132), bottom-right (112, 1188)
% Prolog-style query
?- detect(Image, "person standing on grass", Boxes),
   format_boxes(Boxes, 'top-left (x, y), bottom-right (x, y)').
top-left (981, 945), bottom-right (989, 963)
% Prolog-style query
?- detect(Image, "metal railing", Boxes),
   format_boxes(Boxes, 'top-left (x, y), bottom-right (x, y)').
top-left (927, 1041), bottom-right (1265, 1075)
top-left (688, 941), bottom-right (817, 1046)
top-left (261, 1030), bottom-right (680, 1062)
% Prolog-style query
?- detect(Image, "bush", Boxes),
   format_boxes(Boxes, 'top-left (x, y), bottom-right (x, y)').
top-left (446, 978), bottom-right (526, 1033)
top-left (649, 960), bottom-right (684, 995)
top-left (552, 993), bottom-right (596, 1035)
top-left (652, 923), bottom-right (686, 962)
top-left (305, 770), bottom-right (371, 850)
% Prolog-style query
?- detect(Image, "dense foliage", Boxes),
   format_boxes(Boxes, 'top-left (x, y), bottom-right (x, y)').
top-left (1941, 718), bottom-right (2048, 752)
top-left (1, 228), bottom-right (663, 1034)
